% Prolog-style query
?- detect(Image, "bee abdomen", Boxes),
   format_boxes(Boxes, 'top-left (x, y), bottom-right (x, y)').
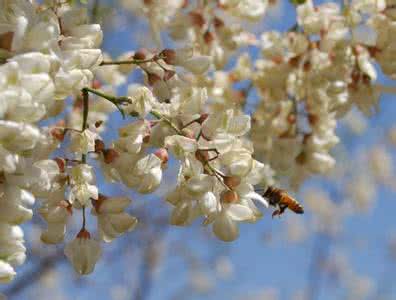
top-left (289, 201), bottom-right (304, 214)
top-left (281, 195), bottom-right (304, 214)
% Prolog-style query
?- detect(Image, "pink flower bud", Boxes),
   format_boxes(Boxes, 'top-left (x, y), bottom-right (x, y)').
top-left (161, 49), bottom-right (176, 65)
top-left (76, 229), bottom-right (91, 239)
top-left (154, 148), bottom-right (169, 164)
top-left (223, 176), bottom-right (241, 189)
top-left (221, 190), bottom-right (240, 204)
top-left (95, 139), bottom-right (105, 153)
top-left (53, 157), bottom-right (66, 173)
top-left (50, 127), bottom-right (65, 141)
top-left (103, 149), bottom-right (119, 164)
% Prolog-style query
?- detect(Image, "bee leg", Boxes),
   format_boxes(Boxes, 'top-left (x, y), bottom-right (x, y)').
top-left (272, 204), bottom-right (288, 218)
top-left (272, 210), bottom-right (280, 218)
top-left (279, 204), bottom-right (287, 215)
top-left (272, 208), bottom-right (284, 218)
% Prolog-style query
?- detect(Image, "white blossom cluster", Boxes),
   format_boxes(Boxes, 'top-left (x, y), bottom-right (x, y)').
top-left (250, 0), bottom-right (393, 188)
top-left (0, 0), bottom-right (103, 280)
top-left (0, 0), bottom-right (396, 282)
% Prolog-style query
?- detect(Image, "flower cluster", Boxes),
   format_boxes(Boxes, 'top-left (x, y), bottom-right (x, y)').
top-left (1, 0), bottom-right (396, 282)
top-left (0, 0), bottom-right (105, 279)
top-left (250, 0), bottom-right (393, 188)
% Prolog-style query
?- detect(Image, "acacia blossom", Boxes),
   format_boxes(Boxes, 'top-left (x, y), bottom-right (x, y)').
top-left (0, 0), bottom-right (395, 281)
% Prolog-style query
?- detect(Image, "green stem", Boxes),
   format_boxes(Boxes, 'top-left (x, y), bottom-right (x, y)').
top-left (83, 87), bottom-right (131, 104)
top-left (82, 206), bottom-right (86, 230)
top-left (82, 87), bottom-right (184, 135)
top-left (80, 90), bottom-right (89, 229)
top-left (100, 57), bottom-right (157, 66)
top-left (91, 0), bottom-right (100, 23)
top-left (82, 87), bottom-right (131, 118)
top-left (81, 89), bottom-right (89, 164)
top-left (82, 90), bottom-right (89, 131)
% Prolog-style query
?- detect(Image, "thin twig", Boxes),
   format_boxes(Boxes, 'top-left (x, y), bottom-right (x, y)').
top-left (100, 57), bottom-right (157, 66)
top-left (150, 110), bottom-right (183, 135)
top-left (307, 234), bottom-right (331, 300)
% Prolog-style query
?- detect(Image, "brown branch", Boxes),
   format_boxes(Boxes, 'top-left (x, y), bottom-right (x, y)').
top-left (2, 250), bottom-right (65, 298)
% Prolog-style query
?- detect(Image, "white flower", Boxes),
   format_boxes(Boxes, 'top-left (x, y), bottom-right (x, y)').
top-left (212, 204), bottom-right (254, 242)
top-left (202, 109), bottom-right (251, 139)
top-left (39, 193), bottom-right (71, 244)
top-left (179, 56), bottom-right (211, 75)
top-left (118, 154), bottom-right (162, 193)
top-left (64, 230), bottom-right (102, 275)
top-left (219, 0), bottom-right (268, 20)
top-left (55, 68), bottom-right (94, 98)
top-left (0, 121), bottom-right (41, 152)
top-left (0, 260), bottom-right (16, 283)
top-left (185, 174), bottom-right (215, 196)
top-left (220, 149), bottom-right (253, 177)
top-left (125, 85), bottom-right (155, 117)
top-left (0, 224), bottom-right (26, 267)
top-left (296, 0), bottom-right (322, 34)
top-left (70, 182), bottom-right (98, 207)
top-left (198, 192), bottom-right (220, 216)
top-left (41, 222), bottom-right (67, 245)
top-left (231, 53), bottom-right (252, 81)
top-left (69, 129), bottom-right (97, 155)
top-left (93, 196), bottom-right (138, 242)
top-left (0, 145), bottom-right (18, 174)
top-left (165, 135), bottom-right (198, 159)
top-left (28, 159), bottom-right (61, 197)
top-left (69, 164), bottom-right (98, 207)
top-left (170, 200), bottom-right (196, 226)
top-left (0, 186), bottom-right (34, 225)
top-left (178, 87), bottom-right (208, 115)
top-left (70, 164), bottom-right (95, 184)
top-left (132, 154), bottom-right (162, 193)
top-left (351, 0), bottom-right (385, 13)
top-left (116, 120), bottom-right (150, 154)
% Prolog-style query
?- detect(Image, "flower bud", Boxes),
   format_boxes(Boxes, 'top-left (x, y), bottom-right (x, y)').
top-left (195, 150), bottom-right (209, 163)
top-left (0, 261), bottom-right (16, 283)
top-left (221, 190), bottom-right (239, 204)
top-left (91, 80), bottom-right (102, 89)
top-left (133, 50), bottom-right (146, 60)
top-left (170, 201), bottom-right (193, 226)
top-left (53, 157), bottom-right (66, 173)
top-left (147, 73), bottom-right (161, 86)
top-left (204, 31), bottom-right (215, 44)
top-left (0, 31), bottom-right (13, 52)
top-left (223, 176), bottom-right (241, 189)
top-left (41, 223), bottom-right (66, 244)
top-left (197, 113), bottom-right (209, 124)
top-left (160, 49), bottom-right (176, 65)
top-left (64, 229), bottom-right (102, 275)
top-left (213, 17), bottom-right (224, 28)
top-left (189, 11), bottom-right (205, 27)
top-left (103, 149), bottom-right (119, 164)
top-left (50, 127), bottom-right (65, 142)
top-left (95, 139), bottom-right (105, 153)
top-left (154, 148), bottom-right (169, 164)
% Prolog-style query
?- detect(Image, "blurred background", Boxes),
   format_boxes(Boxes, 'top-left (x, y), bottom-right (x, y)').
top-left (2, 1), bottom-right (396, 299)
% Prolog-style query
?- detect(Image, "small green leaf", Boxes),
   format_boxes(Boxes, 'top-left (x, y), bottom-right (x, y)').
top-left (290, 0), bottom-right (307, 5)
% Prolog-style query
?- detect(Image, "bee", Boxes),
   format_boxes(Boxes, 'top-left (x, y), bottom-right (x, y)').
top-left (263, 186), bottom-right (304, 218)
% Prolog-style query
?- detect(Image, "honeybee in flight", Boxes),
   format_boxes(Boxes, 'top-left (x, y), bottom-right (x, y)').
top-left (262, 186), bottom-right (304, 218)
